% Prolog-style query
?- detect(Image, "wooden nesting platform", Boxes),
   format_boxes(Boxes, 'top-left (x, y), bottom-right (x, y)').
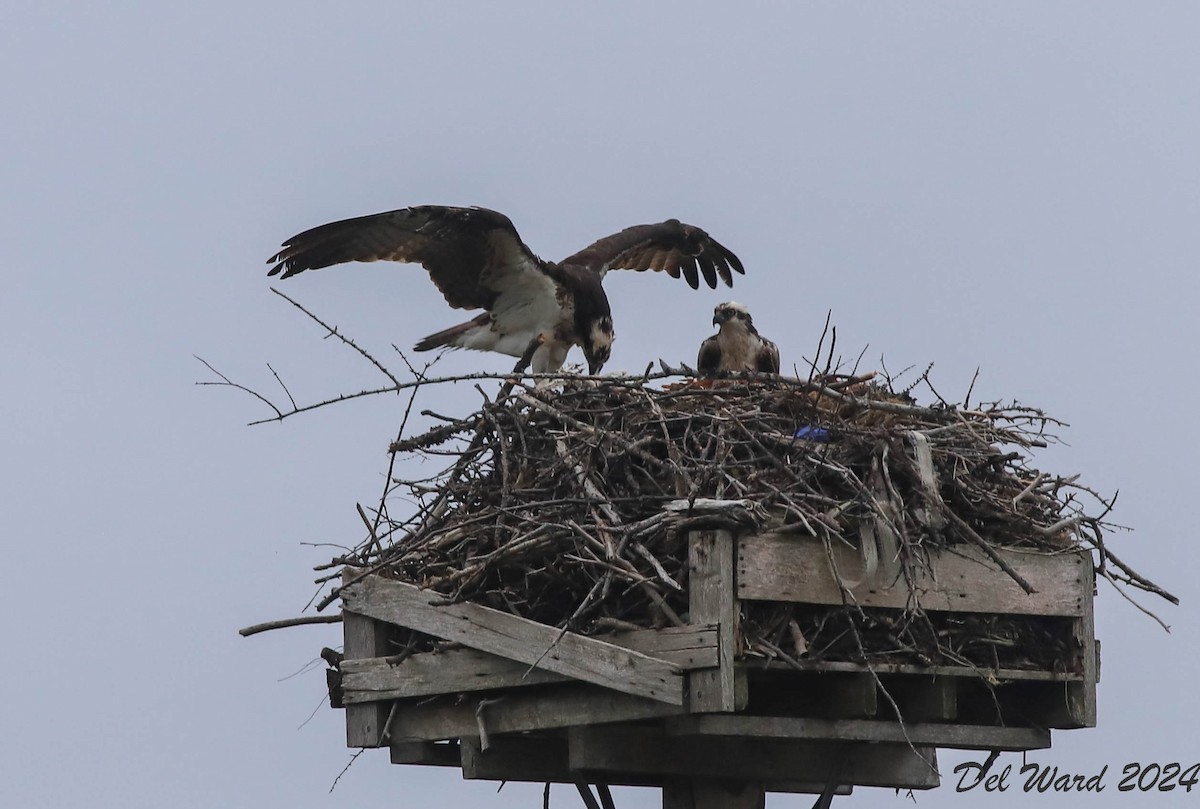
top-left (329, 529), bottom-right (1097, 805)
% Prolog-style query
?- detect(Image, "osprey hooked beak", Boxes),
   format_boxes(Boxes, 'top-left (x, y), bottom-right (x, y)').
top-left (585, 316), bottom-right (614, 375)
top-left (713, 301), bottom-right (750, 327)
top-left (585, 339), bottom-right (611, 375)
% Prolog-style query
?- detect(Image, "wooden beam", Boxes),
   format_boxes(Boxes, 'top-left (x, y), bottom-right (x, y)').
top-left (1067, 558), bottom-right (1098, 727)
top-left (623, 623), bottom-right (720, 668)
top-left (888, 676), bottom-right (958, 722)
top-left (342, 573), bottom-right (684, 704)
top-left (568, 725), bottom-right (939, 790)
top-left (811, 672), bottom-right (877, 719)
top-left (389, 741), bottom-right (460, 766)
top-left (384, 684), bottom-right (685, 742)
top-left (663, 779), bottom-right (765, 809)
top-left (342, 625), bottom-right (717, 703)
top-left (460, 736), bottom-right (574, 782)
top-left (687, 529), bottom-right (744, 712)
top-left (663, 780), bottom-right (851, 802)
top-left (737, 533), bottom-right (1091, 617)
top-left (664, 714), bottom-right (1050, 751)
top-left (343, 648), bottom-right (565, 703)
top-left (342, 587), bottom-right (391, 748)
top-left (739, 658), bottom-right (1084, 682)
top-left (459, 737), bottom-right (851, 794)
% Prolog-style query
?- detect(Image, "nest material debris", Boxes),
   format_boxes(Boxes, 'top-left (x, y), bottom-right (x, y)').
top-left (328, 370), bottom-right (1171, 672)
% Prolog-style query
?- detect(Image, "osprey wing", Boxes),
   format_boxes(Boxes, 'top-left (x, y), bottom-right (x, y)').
top-left (697, 334), bottom-right (723, 376)
top-left (562, 219), bottom-right (744, 290)
top-left (266, 205), bottom-right (541, 311)
top-left (757, 336), bottom-right (781, 374)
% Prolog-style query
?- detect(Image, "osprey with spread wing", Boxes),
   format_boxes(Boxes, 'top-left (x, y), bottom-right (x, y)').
top-left (267, 205), bottom-right (743, 373)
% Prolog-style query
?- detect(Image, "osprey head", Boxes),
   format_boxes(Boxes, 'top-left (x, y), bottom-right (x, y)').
top-left (713, 301), bottom-right (753, 327)
top-left (583, 315), bottom-right (614, 375)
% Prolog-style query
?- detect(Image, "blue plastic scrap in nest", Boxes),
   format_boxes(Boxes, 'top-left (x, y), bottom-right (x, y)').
top-left (794, 426), bottom-right (831, 442)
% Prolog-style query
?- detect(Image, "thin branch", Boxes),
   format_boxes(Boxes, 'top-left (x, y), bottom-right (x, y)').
top-left (194, 355), bottom-right (284, 420)
top-left (329, 750), bottom-right (364, 793)
top-left (239, 614), bottom-right (343, 637)
top-left (270, 287), bottom-right (400, 387)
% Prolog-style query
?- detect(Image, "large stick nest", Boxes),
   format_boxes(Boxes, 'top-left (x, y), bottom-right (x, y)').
top-left (331, 369), bottom-right (1171, 672)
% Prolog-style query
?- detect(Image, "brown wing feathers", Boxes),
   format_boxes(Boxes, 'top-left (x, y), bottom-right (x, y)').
top-left (267, 210), bottom-right (431, 277)
top-left (561, 219), bottom-right (744, 289)
top-left (266, 206), bottom-right (525, 310)
top-left (758, 338), bottom-right (782, 374)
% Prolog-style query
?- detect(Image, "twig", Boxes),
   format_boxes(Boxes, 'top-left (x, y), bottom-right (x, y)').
top-left (1099, 567), bottom-right (1172, 631)
top-left (944, 509), bottom-right (1036, 595)
top-left (239, 614), bottom-right (343, 637)
top-left (194, 355), bottom-right (284, 420)
top-left (329, 750), bottom-right (364, 793)
top-left (270, 287), bottom-right (401, 387)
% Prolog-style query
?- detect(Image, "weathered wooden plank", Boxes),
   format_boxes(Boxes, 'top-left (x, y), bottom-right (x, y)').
top-left (342, 573), bottom-right (683, 704)
top-left (664, 714), bottom-right (1050, 751)
top-left (459, 736), bottom-right (851, 795)
top-left (464, 737), bottom-right (659, 788)
top-left (460, 736), bottom-right (572, 782)
top-left (342, 625), bottom-right (718, 703)
top-left (1067, 559), bottom-right (1098, 727)
top-left (737, 533), bottom-right (1091, 617)
top-left (342, 587), bottom-right (391, 748)
top-left (740, 658), bottom-right (1084, 682)
top-left (619, 623), bottom-right (720, 667)
top-left (688, 530), bottom-right (744, 712)
top-left (568, 725), bottom-right (939, 790)
top-left (663, 780), bottom-right (851, 803)
top-left (343, 649), bottom-right (566, 703)
top-left (385, 684), bottom-right (685, 742)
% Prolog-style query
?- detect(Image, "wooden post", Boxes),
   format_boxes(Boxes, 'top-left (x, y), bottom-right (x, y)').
top-left (681, 529), bottom-right (759, 808)
top-left (687, 529), bottom-right (744, 713)
top-left (1067, 558), bottom-right (1098, 726)
top-left (343, 571), bottom-right (392, 748)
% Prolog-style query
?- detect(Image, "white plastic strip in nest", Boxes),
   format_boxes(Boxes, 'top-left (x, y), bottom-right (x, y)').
top-left (908, 430), bottom-right (946, 529)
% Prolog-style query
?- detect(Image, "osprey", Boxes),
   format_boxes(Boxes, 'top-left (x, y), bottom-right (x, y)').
top-left (697, 301), bottom-right (780, 375)
top-left (267, 205), bottom-right (743, 374)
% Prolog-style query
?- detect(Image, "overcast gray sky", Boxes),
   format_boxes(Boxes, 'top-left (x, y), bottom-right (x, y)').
top-left (4, 3), bottom-right (1197, 807)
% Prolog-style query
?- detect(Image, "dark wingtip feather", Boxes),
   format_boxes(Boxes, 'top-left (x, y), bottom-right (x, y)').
top-left (696, 253), bottom-right (719, 289)
top-left (265, 248), bottom-right (286, 276)
top-left (720, 243), bottom-right (745, 280)
top-left (715, 259), bottom-right (732, 287)
top-left (680, 258), bottom-right (700, 289)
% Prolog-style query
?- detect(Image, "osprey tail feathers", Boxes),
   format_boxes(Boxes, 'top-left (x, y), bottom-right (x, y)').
top-left (414, 313), bottom-right (493, 352)
top-left (413, 313), bottom-right (541, 360)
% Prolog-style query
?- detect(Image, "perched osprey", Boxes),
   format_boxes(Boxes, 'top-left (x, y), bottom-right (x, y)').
top-left (267, 205), bottom-right (743, 374)
top-left (697, 301), bottom-right (780, 375)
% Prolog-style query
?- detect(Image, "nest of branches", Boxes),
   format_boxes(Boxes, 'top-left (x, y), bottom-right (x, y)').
top-left (325, 367), bottom-right (1171, 672)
